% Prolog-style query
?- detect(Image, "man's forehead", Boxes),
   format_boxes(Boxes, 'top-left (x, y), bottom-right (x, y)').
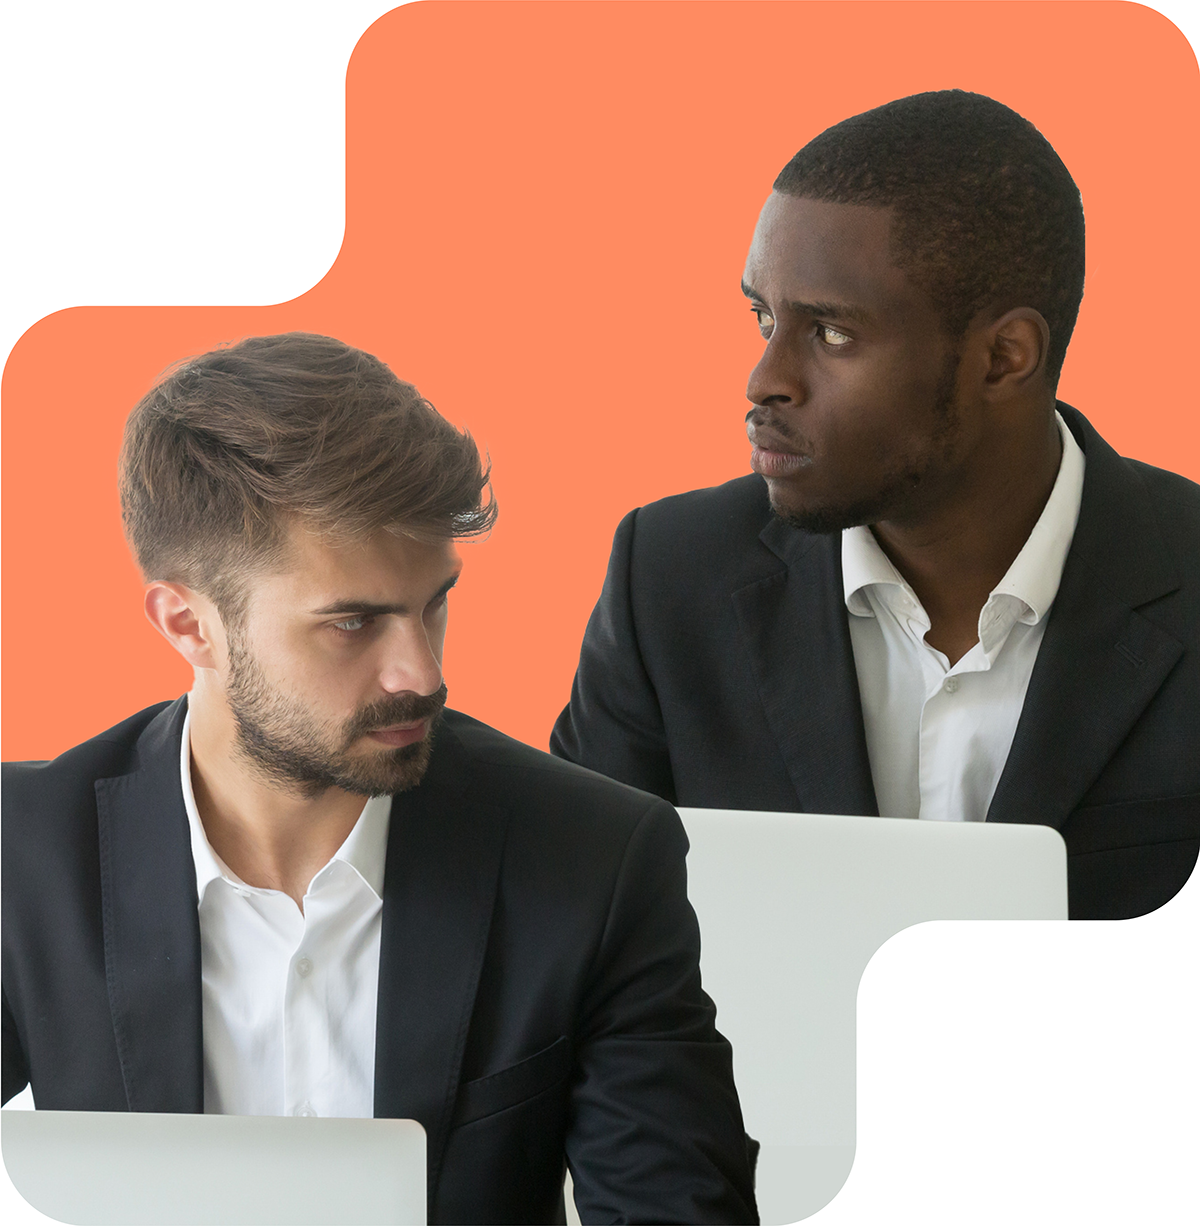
top-left (252, 523), bottom-right (461, 602)
top-left (745, 194), bottom-right (894, 269)
top-left (742, 193), bottom-right (920, 313)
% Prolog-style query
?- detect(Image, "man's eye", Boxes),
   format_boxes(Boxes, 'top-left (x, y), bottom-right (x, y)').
top-left (752, 308), bottom-right (773, 338)
top-left (332, 616), bottom-right (368, 633)
top-left (817, 324), bottom-right (853, 346)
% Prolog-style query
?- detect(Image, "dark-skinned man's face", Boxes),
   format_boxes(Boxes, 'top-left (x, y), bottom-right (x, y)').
top-left (742, 193), bottom-right (971, 533)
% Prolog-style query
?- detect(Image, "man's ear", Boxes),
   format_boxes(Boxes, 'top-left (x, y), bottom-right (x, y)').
top-left (143, 582), bottom-right (225, 670)
top-left (981, 307), bottom-right (1050, 397)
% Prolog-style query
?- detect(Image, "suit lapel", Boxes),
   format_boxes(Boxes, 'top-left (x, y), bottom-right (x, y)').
top-left (95, 697), bottom-right (204, 1112)
top-left (988, 408), bottom-right (1184, 827)
top-left (732, 518), bottom-right (878, 816)
top-left (373, 719), bottom-right (510, 1194)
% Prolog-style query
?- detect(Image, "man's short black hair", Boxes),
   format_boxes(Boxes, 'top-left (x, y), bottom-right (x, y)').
top-left (773, 90), bottom-right (1085, 385)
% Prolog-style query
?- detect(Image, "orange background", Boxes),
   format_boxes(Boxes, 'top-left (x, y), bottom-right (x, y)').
top-left (3, 0), bottom-right (1199, 760)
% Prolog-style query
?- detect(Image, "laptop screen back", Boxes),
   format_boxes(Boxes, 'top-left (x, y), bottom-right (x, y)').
top-left (679, 807), bottom-right (1067, 1223)
top-left (2, 1110), bottom-right (426, 1225)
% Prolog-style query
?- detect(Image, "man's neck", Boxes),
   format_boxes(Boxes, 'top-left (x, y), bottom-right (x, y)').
top-left (186, 683), bottom-right (367, 911)
top-left (870, 412), bottom-right (1064, 666)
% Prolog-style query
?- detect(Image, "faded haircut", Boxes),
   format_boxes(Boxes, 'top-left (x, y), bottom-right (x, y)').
top-left (119, 332), bottom-right (495, 616)
top-left (774, 90), bottom-right (1086, 386)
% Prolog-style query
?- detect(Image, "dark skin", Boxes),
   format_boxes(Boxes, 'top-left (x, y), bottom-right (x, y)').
top-left (742, 193), bottom-right (1063, 665)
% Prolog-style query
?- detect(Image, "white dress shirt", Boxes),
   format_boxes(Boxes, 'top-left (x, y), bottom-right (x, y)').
top-left (180, 707), bottom-right (390, 1117)
top-left (842, 412), bottom-right (1085, 822)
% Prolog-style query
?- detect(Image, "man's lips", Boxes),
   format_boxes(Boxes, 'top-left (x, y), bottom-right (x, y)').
top-left (365, 720), bottom-right (428, 748)
top-left (747, 423), bottom-right (812, 478)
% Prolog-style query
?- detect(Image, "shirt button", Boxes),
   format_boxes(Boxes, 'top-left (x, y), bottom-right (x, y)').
top-left (944, 677), bottom-right (960, 694)
top-left (295, 957), bottom-right (313, 978)
top-left (293, 1102), bottom-right (318, 1118)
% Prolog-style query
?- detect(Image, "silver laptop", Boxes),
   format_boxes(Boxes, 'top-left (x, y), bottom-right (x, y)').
top-left (679, 807), bottom-right (1067, 1225)
top-left (1, 1110), bottom-right (426, 1225)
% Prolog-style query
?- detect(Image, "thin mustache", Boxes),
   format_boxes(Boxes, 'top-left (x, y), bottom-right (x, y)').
top-left (745, 406), bottom-right (800, 441)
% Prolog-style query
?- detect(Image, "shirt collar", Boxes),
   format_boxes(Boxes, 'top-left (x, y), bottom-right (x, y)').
top-left (180, 700), bottom-right (391, 904)
top-left (841, 410), bottom-right (1086, 629)
top-left (181, 703), bottom-right (225, 901)
top-left (988, 411), bottom-right (1085, 625)
top-left (331, 792), bottom-right (390, 899)
top-left (842, 525), bottom-right (912, 618)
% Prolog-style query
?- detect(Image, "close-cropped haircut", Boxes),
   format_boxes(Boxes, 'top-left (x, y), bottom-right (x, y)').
top-left (119, 332), bottom-right (496, 614)
top-left (773, 90), bottom-right (1085, 385)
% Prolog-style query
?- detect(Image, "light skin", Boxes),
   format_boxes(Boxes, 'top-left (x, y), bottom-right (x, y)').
top-left (741, 192), bottom-right (1063, 665)
top-left (144, 525), bottom-right (461, 910)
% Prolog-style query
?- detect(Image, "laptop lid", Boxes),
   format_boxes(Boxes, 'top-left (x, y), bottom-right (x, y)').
top-left (1, 1110), bottom-right (426, 1225)
top-left (679, 807), bottom-right (1067, 1224)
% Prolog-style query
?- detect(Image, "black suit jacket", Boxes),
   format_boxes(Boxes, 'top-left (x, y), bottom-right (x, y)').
top-left (552, 406), bottom-right (1200, 920)
top-left (2, 701), bottom-right (757, 1225)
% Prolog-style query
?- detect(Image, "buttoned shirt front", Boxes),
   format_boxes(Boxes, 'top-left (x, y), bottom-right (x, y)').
top-left (181, 707), bottom-right (390, 1117)
top-left (842, 412), bottom-right (1086, 822)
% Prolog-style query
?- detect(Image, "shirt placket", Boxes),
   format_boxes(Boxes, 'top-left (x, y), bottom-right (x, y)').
top-left (283, 875), bottom-right (327, 1119)
top-left (916, 647), bottom-right (956, 821)
top-left (918, 634), bottom-right (1001, 820)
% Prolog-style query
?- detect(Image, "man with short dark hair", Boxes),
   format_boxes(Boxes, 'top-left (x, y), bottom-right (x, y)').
top-left (2, 333), bottom-right (758, 1225)
top-left (553, 91), bottom-right (1200, 920)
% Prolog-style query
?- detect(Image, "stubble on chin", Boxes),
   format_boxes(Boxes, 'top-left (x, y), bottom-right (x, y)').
top-left (224, 632), bottom-right (448, 800)
top-left (770, 352), bottom-right (963, 536)
top-left (232, 704), bottom-right (443, 800)
top-left (770, 490), bottom-right (892, 536)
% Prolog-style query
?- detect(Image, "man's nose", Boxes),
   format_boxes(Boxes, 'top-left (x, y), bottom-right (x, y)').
top-left (377, 621), bottom-right (443, 697)
top-left (746, 334), bottom-right (805, 412)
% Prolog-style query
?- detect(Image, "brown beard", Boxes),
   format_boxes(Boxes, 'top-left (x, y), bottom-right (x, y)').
top-left (224, 631), bottom-right (447, 799)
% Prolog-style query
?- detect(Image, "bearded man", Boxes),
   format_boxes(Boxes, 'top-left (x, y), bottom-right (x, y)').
top-left (1, 333), bottom-right (757, 1226)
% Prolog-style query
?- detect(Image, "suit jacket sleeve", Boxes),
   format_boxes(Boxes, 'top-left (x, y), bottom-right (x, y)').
top-left (551, 508), bottom-right (678, 804)
top-left (566, 799), bottom-right (757, 1225)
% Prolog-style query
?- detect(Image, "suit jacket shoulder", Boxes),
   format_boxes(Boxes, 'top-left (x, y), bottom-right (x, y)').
top-left (3, 699), bottom-right (186, 952)
top-left (3, 699), bottom-right (193, 1111)
top-left (444, 706), bottom-right (677, 818)
top-left (3, 700), bottom-right (177, 811)
top-left (1121, 453), bottom-right (1200, 575)
top-left (622, 474), bottom-right (783, 587)
top-left (633, 472), bottom-right (770, 534)
top-left (551, 470), bottom-right (868, 814)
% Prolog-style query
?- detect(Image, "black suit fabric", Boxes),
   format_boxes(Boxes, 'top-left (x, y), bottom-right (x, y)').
top-left (2, 700), bottom-right (757, 1226)
top-left (551, 405), bottom-right (1200, 920)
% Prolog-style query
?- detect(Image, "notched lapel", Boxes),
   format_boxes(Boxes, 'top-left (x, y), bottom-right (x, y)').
top-left (731, 521), bottom-right (878, 816)
top-left (95, 698), bottom-right (203, 1112)
top-left (373, 720), bottom-right (511, 1194)
top-left (989, 581), bottom-right (1182, 828)
top-left (989, 409), bottom-right (1184, 828)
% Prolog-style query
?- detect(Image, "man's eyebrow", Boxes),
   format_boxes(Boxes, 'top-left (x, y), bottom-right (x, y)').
top-left (309, 574), bottom-right (460, 617)
top-left (740, 280), bottom-right (870, 324)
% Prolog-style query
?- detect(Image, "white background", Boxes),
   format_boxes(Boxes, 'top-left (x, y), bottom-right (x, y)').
top-left (3, 2), bottom-right (1198, 1223)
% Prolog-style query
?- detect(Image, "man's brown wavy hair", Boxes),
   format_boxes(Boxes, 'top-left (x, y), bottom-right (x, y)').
top-left (119, 332), bottom-right (495, 617)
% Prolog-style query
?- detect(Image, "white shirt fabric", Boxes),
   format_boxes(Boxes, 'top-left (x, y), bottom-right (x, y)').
top-left (842, 412), bottom-right (1085, 822)
top-left (180, 707), bottom-right (390, 1117)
